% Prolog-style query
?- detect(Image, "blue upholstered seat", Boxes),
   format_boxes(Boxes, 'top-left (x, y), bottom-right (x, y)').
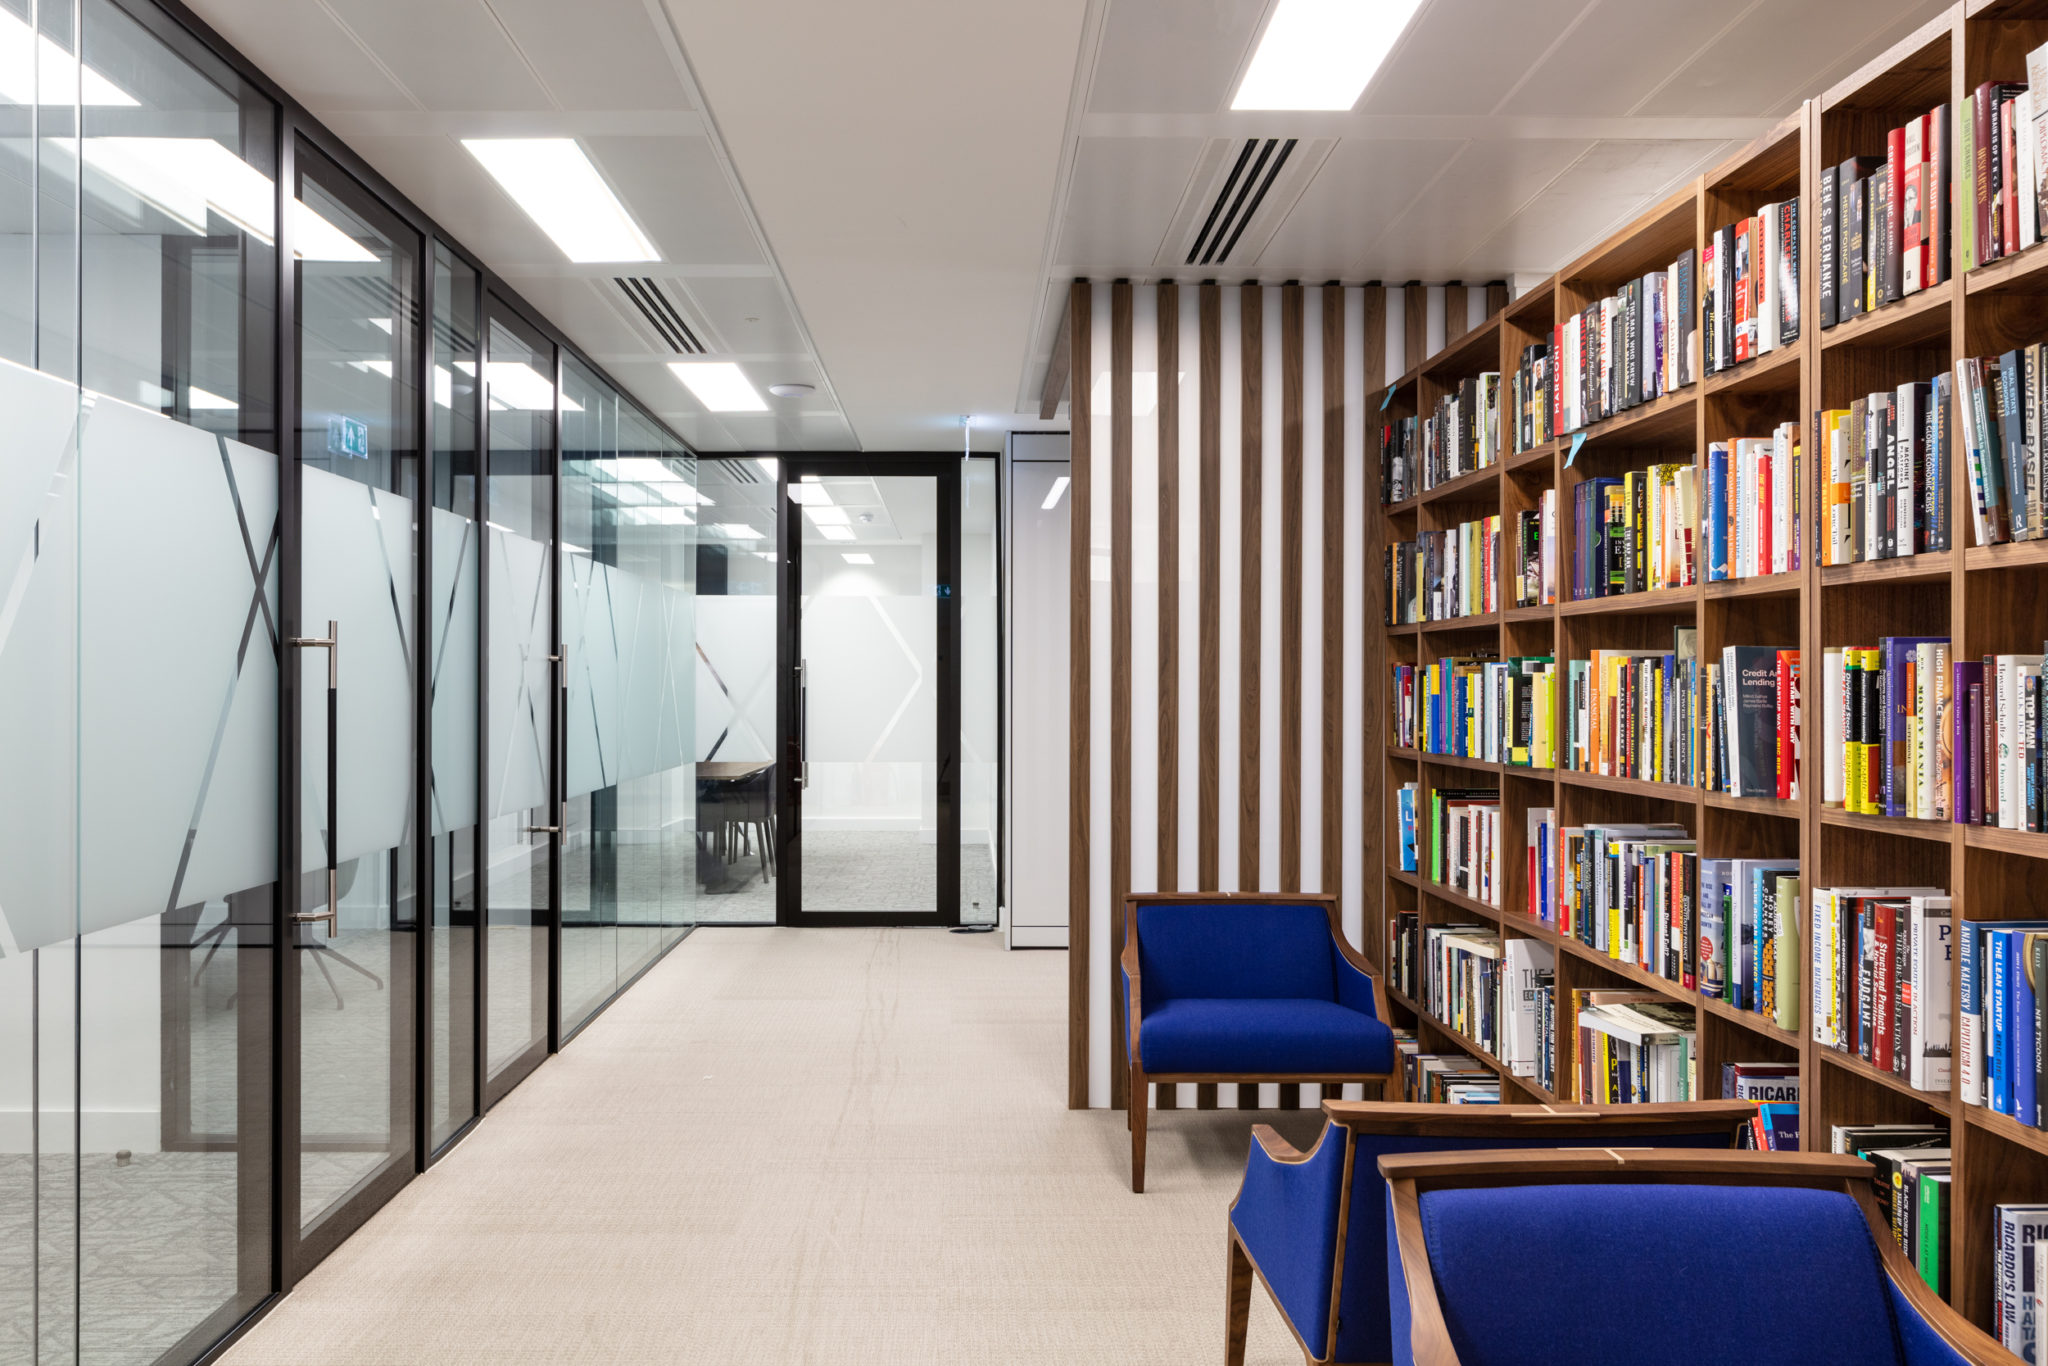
top-left (1141, 998), bottom-right (1393, 1074)
top-left (1388, 1182), bottom-right (1973, 1366)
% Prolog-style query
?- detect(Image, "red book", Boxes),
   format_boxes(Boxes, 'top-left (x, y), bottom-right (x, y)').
top-left (1886, 126), bottom-right (1907, 301)
top-left (1733, 219), bottom-right (1753, 363)
top-left (1775, 650), bottom-right (1794, 800)
top-left (1756, 444), bottom-right (1772, 576)
top-left (1872, 900), bottom-right (1897, 1072)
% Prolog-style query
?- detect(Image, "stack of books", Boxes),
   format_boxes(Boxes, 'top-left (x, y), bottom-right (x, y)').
top-left (1818, 375), bottom-right (1954, 564)
top-left (1510, 342), bottom-right (1550, 454)
top-left (1551, 255), bottom-right (1697, 434)
top-left (1818, 105), bottom-right (1951, 325)
top-left (1962, 52), bottom-right (2048, 273)
top-left (1820, 638), bottom-right (1953, 820)
top-left (1833, 1124), bottom-right (1951, 1300)
top-left (1573, 990), bottom-right (1696, 1103)
top-left (1389, 373), bottom-right (1503, 495)
top-left (1385, 516), bottom-right (1500, 624)
top-left (1570, 465), bottom-right (1700, 597)
top-left (1811, 888), bottom-right (1951, 1092)
top-left (1960, 918), bottom-right (2048, 1126)
top-left (1396, 1036), bottom-right (1502, 1103)
top-left (1420, 923), bottom-right (1502, 1052)
top-left (1560, 628), bottom-right (1705, 788)
top-left (1703, 199), bottom-right (1801, 370)
top-left (1954, 351), bottom-right (2046, 547)
top-left (1702, 426), bottom-right (1802, 581)
top-left (1392, 655), bottom-right (1559, 768)
top-left (1955, 650), bottom-right (2047, 830)
top-left (1698, 859), bottom-right (1802, 1026)
top-left (1709, 643), bottom-right (1801, 801)
top-left (1509, 489), bottom-right (1559, 607)
top-left (1553, 821), bottom-right (1692, 959)
top-left (1426, 786), bottom-right (1502, 908)
top-left (1501, 938), bottom-right (1557, 1091)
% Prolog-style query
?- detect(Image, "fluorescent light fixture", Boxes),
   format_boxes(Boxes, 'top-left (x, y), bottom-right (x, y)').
top-left (669, 361), bottom-right (767, 413)
top-left (1041, 475), bottom-right (1070, 510)
top-left (712, 522), bottom-right (762, 540)
top-left (0, 12), bottom-right (138, 107)
top-left (462, 138), bottom-right (658, 264)
top-left (841, 552), bottom-right (874, 565)
top-left (187, 386), bottom-right (237, 411)
top-left (1231, 0), bottom-right (1424, 111)
top-left (786, 483), bottom-right (833, 506)
top-left (612, 456), bottom-right (685, 485)
top-left (817, 525), bottom-right (855, 542)
top-left (803, 505), bottom-right (850, 526)
top-left (486, 361), bottom-right (583, 413)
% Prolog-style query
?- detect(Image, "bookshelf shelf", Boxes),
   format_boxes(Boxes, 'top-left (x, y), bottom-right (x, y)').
top-left (1371, 26), bottom-right (2048, 1340)
top-left (1818, 278), bottom-right (1951, 351)
top-left (1817, 1046), bottom-right (1955, 1116)
top-left (1416, 751), bottom-right (1503, 776)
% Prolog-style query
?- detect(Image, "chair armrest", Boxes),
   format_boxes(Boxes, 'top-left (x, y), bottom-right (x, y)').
top-left (1230, 1120), bottom-right (1350, 1359)
top-left (1334, 944), bottom-right (1388, 1024)
top-left (1119, 930), bottom-right (1141, 1064)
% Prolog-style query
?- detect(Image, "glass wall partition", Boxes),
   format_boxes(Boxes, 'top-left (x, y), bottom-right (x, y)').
top-left (427, 246), bottom-right (480, 1154)
top-left (561, 362), bottom-right (698, 1033)
top-left (482, 305), bottom-right (555, 1096)
top-left (961, 458), bottom-right (998, 926)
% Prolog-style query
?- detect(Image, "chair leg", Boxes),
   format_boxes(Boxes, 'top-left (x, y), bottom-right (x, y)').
top-left (1225, 1229), bottom-right (1255, 1366)
top-left (1130, 1071), bottom-right (1148, 1193)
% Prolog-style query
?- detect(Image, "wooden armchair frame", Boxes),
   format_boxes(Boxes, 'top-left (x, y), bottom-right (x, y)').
top-left (1379, 1149), bottom-right (2007, 1366)
top-left (1224, 1101), bottom-right (1757, 1366)
top-left (1119, 892), bottom-right (1394, 1193)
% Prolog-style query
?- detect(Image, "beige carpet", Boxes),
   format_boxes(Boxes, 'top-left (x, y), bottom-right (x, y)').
top-left (221, 927), bottom-right (1324, 1365)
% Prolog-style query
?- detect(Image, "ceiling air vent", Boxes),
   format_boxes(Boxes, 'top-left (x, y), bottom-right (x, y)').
top-left (611, 276), bottom-right (707, 355)
top-left (1154, 137), bottom-right (1335, 271)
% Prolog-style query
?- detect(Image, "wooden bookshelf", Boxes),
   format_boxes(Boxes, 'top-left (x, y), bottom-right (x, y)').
top-left (1374, 10), bottom-right (2048, 1353)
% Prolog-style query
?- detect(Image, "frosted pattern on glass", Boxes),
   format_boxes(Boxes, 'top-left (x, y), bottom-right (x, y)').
top-left (804, 596), bottom-right (935, 762)
top-left (564, 556), bottom-right (690, 798)
top-left (694, 597), bottom-right (774, 763)
top-left (301, 466), bottom-right (415, 867)
top-left (0, 364), bottom-right (279, 954)
top-left (489, 526), bottom-right (551, 817)
top-left (431, 506), bottom-right (478, 835)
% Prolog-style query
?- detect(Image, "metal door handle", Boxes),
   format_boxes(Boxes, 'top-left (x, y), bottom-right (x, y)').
top-left (289, 619), bottom-right (340, 938)
top-left (798, 659), bottom-right (810, 788)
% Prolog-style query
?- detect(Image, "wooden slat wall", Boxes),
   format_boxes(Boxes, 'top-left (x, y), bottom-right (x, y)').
top-left (1443, 283), bottom-right (1469, 344)
top-left (1065, 280), bottom-right (1396, 1111)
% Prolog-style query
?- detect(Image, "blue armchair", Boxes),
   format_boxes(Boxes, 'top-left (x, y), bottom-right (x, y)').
top-left (1379, 1148), bottom-right (2001, 1366)
top-left (1120, 893), bottom-right (1393, 1193)
top-left (1225, 1101), bottom-right (1753, 1366)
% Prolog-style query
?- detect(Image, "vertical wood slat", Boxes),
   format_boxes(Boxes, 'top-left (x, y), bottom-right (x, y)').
top-left (1443, 283), bottom-right (1469, 344)
top-left (1157, 288), bottom-right (1180, 894)
top-left (1402, 281), bottom-right (1426, 375)
top-left (1359, 286), bottom-right (1388, 964)
top-left (1279, 286), bottom-right (1304, 892)
top-left (1066, 282), bottom-right (1092, 1110)
top-left (1320, 285), bottom-right (1346, 897)
top-left (1197, 287), bottom-right (1222, 894)
top-left (1484, 281), bottom-right (1509, 317)
top-left (1238, 285), bottom-right (1263, 892)
top-left (1109, 283), bottom-right (1133, 1113)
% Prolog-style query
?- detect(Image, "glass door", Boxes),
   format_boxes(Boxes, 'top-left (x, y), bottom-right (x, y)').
top-left (777, 458), bottom-right (960, 926)
top-left (289, 144), bottom-right (420, 1260)
top-left (481, 304), bottom-right (557, 1101)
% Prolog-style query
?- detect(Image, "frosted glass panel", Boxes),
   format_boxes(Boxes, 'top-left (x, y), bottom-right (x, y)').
top-left (431, 505), bottom-right (479, 835)
top-left (488, 525), bottom-right (552, 819)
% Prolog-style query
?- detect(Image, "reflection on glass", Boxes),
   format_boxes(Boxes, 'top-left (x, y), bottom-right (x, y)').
top-left (799, 475), bottom-right (939, 913)
top-left (484, 309), bottom-right (553, 1081)
top-left (561, 359), bottom-right (698, 1031)
top-left (690, 459), bottom-right (777, 923)
top-left (295, 145), bottom-right (418, 1233)
top-left (429, 245), bottom-right (479, 1151)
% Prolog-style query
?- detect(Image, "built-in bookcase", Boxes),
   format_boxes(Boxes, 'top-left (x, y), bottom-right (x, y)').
top-left (1376, 3), bottom-right (2048, 1352)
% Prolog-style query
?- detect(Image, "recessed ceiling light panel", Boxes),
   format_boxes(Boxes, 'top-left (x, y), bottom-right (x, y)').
top-left (669, 361), bottom-right (768, 413)
top-left (462, 138), bottom-right (659, 263)
top-left (1231, 0), bottom-right (1426, 112)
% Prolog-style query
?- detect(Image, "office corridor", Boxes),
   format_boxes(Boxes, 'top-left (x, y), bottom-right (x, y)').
top-left (219, 929), bottom-right (1315, 1364)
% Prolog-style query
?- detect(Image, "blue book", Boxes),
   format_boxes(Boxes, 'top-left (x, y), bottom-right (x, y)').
top-left (1963, 919), bottom-right (1984, 1106)
top-left (2016, 934), bottom-right (2040, 1129)
top-left (1994, 931), bottom-right (2013, 1116)
top-left (1706, 444), bottom-right (1731, 581)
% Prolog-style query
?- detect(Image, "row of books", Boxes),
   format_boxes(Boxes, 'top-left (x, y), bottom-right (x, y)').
top-left (1810, 887), bottom-right (1952, 1093)
top-left (1509, 343), bottom-right (1550, 454)
top-left (1425, 787), bottom-right (1503, 908)
top-left (1574, 990), bottom-right (1697, 1103)
top-left (1955, 351), bottom-right (2047, 546)
top-left (1819, 374), bottom-right (1954, 565)
top-left (1551, 254), bottom-right (1698, 435)
top-left (1704, 429), bottom-right (1803, 580)
top-left (1834, 1125), bottom-right (1953, 1306)
top-left (1388, 915), bottom-right (1559, 1092)
top-left (1384, 516), bottom-right (1500, 624)
top-left (1962, 60), bottom-right (2048, 274)
top-left (1379, 373), bottom-right (1505, 502)
top-left (1395, 1041), bottom-right (1502, 1103)
top-left (1962, 919), bottom-right (2048, 1128)
top-left (1822, 644), bottom-right (2048, 831)
top-left (1395, 781), bottom-right (1418, 872)
top-left (1702, 199), bottom-right (1800, 372)
top-left (1508, 489), bottom-right (1559, 607)
top-left (1818, 106), bottom-right (1951, 328)
top-left (1561, 640), bottom-right (1709, 790)
top-left (1391, 655), bottom-right (1558, 768)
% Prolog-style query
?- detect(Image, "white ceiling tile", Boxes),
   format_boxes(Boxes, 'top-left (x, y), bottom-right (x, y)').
top-left (1086, 0), bottom-right (1268, 114)
top-left (583, 136), bottom-right (766, 268)
top-left (1358, 0), bottom-right (1592, 116)
top-left (1492, 0), bottom-right (1716, 117)
top-left (682, 277), bottom-right (809, 358)
top-left (485, 0), bottom-right (695, 112)
top-left (181, 0), bottom-right (418, 110)
top-left (1359, 138), bottom-right (1591, 277)
top-left (1252, 138), bottom-right (1458, 276)
top-left (1458, 138), bottom-right (1732, 271)
top-left (1055, 136), bottom-right (1206, 270)
top-left (1636, 0), bottom-right (1941, 117)
top-left (318, 0), bottom-right (553, 112)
